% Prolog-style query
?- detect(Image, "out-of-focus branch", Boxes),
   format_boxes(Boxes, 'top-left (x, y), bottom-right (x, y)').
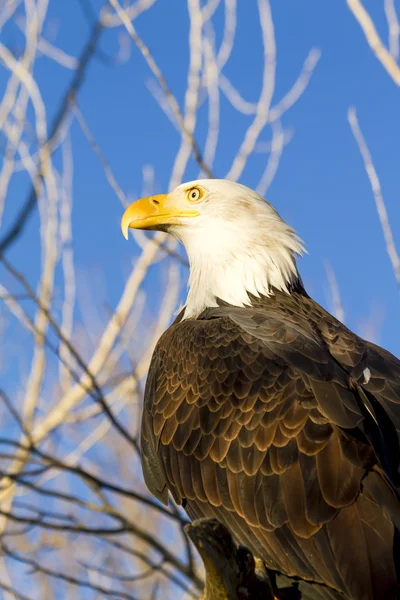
top-left (1, 439), bottom-right (183, 524)
top-left (201, 35), bottom-right (220, 172)
top-left (0, 0), bottom-right (47, 226)
top-left (268, 49), bottom-right (321, 122)
top-left (33, 236), bottom-right (162, 442)
top-left (1, 257), bottom-right (139, 451)
top-left (0, 10), bottom-right (104, 256)
top-left (101, 0), bottom-right (158, 28)
top-left (220, 48), bottom-right (320, 119)
top-left (59, 136), bottom-right (76, 393)
top-left (0, 579), bottom-right (33, 600)
top-left (170, 0), bottom-right (204, 186)
top-left (1, 544), bottom-right (140, 600)
top-left (226, 0), bottom-right (276, 181)
top-left (73, 104), bottom-right (128, 206)
top-left (384, 0), bottom-right (400, 60)
top-left (324, 261), bottom-right (345, 323)
top-left (347, 0), bottom-right (400, 85)
top-left (104, 537), bottom-right (200, 597)
top-left (108, 0), bottom-right (214, 179)
top-left (0, 233), bottom-right (172, 542)
top-left (215, 0), bottom-right (236, 71)
top-left (0, 1), bottom-right (20, 31)
top-left (348, 107), bottom-right (400, 289)
top-left (256, 120), bottom-right (285, 196)
top-left (0, 498), bottom-right (201, 589)
top-left (37, 37), bottom-right (78, 69)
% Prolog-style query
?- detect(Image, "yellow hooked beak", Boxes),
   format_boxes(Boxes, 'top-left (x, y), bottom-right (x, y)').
top-left (121, 194), bottom-right (200, 239)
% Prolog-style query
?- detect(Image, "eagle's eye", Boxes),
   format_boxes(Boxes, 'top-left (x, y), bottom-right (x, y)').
top-left (187, 187), bottom-right (202, 202)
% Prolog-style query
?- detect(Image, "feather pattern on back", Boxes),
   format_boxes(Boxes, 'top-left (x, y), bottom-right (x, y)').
top-left (141, 289), bottom-right (400, 600)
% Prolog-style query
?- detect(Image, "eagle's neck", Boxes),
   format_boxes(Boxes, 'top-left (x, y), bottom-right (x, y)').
top-left (179, 223), bottom-right (301, 319)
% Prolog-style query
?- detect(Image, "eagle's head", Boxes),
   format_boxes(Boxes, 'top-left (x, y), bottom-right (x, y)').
top-left (121, 179), bottom-right (304, 318)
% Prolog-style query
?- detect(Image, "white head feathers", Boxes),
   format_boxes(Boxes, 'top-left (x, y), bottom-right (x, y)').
top-left (167, 179), bottom-right (305, 319)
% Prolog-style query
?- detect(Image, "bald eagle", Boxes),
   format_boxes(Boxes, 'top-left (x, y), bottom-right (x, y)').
top-left (121, 180), bottom-right (400, 600)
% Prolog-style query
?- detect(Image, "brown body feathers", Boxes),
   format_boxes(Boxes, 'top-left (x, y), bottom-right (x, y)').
top-left (141, 289), bottom-right (400, 600)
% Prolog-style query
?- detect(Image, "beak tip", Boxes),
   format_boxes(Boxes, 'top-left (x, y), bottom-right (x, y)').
top-left (121, 218), bottom-right (130, 240)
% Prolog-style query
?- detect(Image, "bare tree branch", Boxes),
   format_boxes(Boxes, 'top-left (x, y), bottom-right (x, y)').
top-left (347, 0), bottom-right (400, 85)
top-left (348, 107), bottom-right (400, 289)
top-left (0, 8), bottom-right (104, 256)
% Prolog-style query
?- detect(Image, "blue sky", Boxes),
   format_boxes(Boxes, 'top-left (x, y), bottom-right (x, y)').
top-left (1, 2), bottom-right (400, 597)
top-left (2, 1), bottom-right (400, 366)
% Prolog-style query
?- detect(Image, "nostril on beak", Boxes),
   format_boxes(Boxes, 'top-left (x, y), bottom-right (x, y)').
top-left (151, 198), bottom-right (160, 206)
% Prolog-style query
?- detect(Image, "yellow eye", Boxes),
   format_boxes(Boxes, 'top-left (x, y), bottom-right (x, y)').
top-left (187, 187), bottom-right (202, 202)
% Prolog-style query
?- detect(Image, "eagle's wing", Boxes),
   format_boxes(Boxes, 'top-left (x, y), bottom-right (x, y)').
top-left (141, 301), bottom-right (400, 599)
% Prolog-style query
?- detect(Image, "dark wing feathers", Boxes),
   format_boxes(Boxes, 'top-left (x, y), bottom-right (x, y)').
top-left (141, 291), bottom-right (400, 599)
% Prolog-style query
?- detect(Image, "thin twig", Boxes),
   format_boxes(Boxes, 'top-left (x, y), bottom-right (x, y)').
top-left (348, 107), bottom-right (400, 289)
top-left (0, 10), bottom-right (105, 255)
top-left (324, 261), bottom-right (345, 322)
top-left (384, 0), bottom-right (400, 59)
top-left (108, 0), bottom-right (214, 179)
top-left (347, 0), bottom-right (400, 85)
